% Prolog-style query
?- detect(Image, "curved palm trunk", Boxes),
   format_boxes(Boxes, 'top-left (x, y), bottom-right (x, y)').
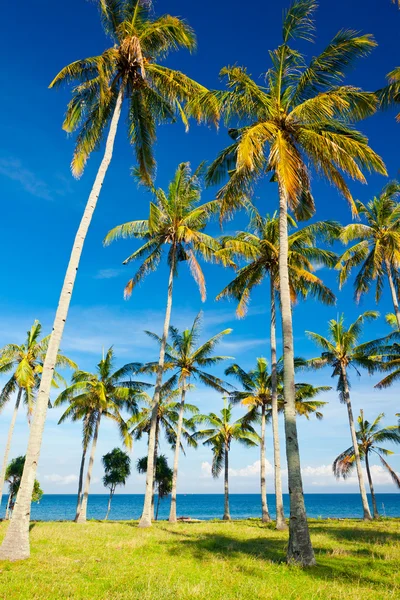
top-left (270, 281), bottom-right (287, 531)
top-left (0, 88), bottom-right (125, 560)
top-left (151, 420), bottom-right (160, 521)
top-left (169, 382), bottom-right (186, 523)
top-left (365, 451), bottom-right (378, 518)
top-left (76, 411), bottom-right (102, 524)
top-left (340, 364), bottom-right (372, 520)
top-left (139, 252), bottom-right (176, 528)
top-left (386, 259), bottom-right (400, 330)
top-left (223, 442), bottom-right (231, 521)
top-left (278, 186), bottom-right (315, 566)
top-left (260, 403), bottom-right (271, 522)
top-left (0, 388), bottom-right (22, 514)
top-left (105, 485), bottom-right (115, 520)
top-left (75, 414), bottom-right (91, 522)
top-left (5, 493), bottom-right (12, 520)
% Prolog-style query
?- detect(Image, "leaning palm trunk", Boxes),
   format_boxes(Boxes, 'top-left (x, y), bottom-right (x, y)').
top-left (105, 486), bottom-right (115, 521)
top-left (223, 442), bottom-right (231, 521)
top-left (75, 414), bottom-right (91, 522)
top-left (169, 382), bottom-right (187, 523)
top-left (365, 452), bottom-right (378, 518)
top-left (0, 88), bottom-right (124, 560)
top-left (341, 365), bottom-right (372, 520)
top-left (139, 252), bottom-right (176, 528)
top-left (77, 411), bottom-right (102, 524)
top-left (278, 186), bottom-right (315, 566)
top-left (151, 420), bottom-right (160, 521)
top-left (270, 283), bottom-right (287, 531)
top-left (5, 493), bottom-right (12, 520)
top-left (0, 388), bottom-right (22, 514)
top-left (260, 403), bottom-right (271, 522)
top-left (386, 259), bottom-right (400, 330)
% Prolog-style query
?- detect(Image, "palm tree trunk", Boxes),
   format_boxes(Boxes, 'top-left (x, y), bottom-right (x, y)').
top-left (169, 382), bottom-right (186, 523)
top-left (76, 411), bottom-right (102, 524)
top-left (386, 259), bottom-right (400, 330)
top-left (105, 486), bottom-right (114, 521)
top-left (5, 493), bottom-right (12, 520)
top-left (75, 414), bottom-right (91, 522)
top-left (139, 251), bottom-right (176, 528)
top-left (340, 364), bottom-right (372, 520)
top-left (278, 184), bottom-right (315, 566)
top-left (223, 442), bottom-right (231, 521)
top-left (260, 403), bottom-right (271, 523)
top-left (365, 451), bottom-right (379, 518)
top-left (270, 281), bottom-right (287, 531)
top-left (0, 88), bottom-right (125, 561)
top-left (155, 492), bottom-right (161, 521)
top-left (151, 420), bottom-right (160, 521)
top-left (0, 388), bottom-right (22, 514)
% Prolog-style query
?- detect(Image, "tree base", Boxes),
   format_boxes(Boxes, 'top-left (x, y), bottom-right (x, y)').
top-left (0, 525), bottom-right (30, 561)
top-left (262, 513), bottom-right (272, 523)
top-left (138, 516), bottom-right (152, 528)
top-left (168, 517), bottom-right (177, 524)
top-left (275, 520), bottom-right (288, 531)
top-left (222, 514), bottom-right (231, 521)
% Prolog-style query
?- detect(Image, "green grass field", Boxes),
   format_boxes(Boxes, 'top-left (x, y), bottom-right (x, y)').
top-left (1, 518), bottom-right (399, 599)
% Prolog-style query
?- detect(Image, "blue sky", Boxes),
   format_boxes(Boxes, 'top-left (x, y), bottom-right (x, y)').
top-left (0, 0), bottom-right (399, 498)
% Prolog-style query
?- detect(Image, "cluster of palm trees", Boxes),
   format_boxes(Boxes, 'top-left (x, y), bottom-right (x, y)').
top-left (0, 0), bottom-right (399, 567)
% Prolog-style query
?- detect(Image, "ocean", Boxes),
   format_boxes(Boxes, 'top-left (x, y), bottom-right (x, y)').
top-left (1, 493), bottom-right (399, 521)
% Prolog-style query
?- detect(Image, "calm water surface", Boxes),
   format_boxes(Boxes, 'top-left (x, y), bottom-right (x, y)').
top-left (2, 493), bottom-right (399, 521)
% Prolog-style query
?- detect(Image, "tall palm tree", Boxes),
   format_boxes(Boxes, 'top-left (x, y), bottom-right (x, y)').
top-left (189, 0), bottom-right (386, 565)
top-left (333, 410), bottom-right (400, 518)
top-left (338, 182), bottom-right (400, 329)
top-left (0, 1), bottom-right (207, 561)
top-left (192, 402), bottom-right (258, 520)
top-left (0, 321), bottom-right (76, 513)
top-left (104, 162), bottom-right (220, 527)
top-left (142, 312), bottom-right (232, 522)
top-left (306, 311), bottom-right (387, 520)
top-left (226, 358), bottom-right (329, 523)
top-left (55, 348), bottom-right (146, 523)
top-left (217, 210), bottom-right (338, 528)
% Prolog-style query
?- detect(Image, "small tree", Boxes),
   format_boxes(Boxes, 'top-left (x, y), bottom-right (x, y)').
top-left (102, 448), bottom-right (131, 520)
top-left (5, 456), bottom-right (43, 519)
top-left (137, 455), bottom-right (173, 521)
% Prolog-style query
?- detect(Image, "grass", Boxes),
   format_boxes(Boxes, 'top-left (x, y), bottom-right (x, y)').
top-left (1, 518), bottom-right (399, 599)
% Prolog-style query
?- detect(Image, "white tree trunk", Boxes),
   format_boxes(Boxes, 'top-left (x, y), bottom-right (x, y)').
top-left (75, 413), bottom-right (91, 522)
top-left (77, 411), bottom-right (102, 524)
top-left (341, 365), bottom-right (372, 520)
top-left (260, 403), bottom-right (271, 522)
top-left (270, 283), bottom-right (287, 530)
top-left (386, 259), bottom-right (400, 330)
top-left (223, 442), bottom-right (231, 521)
top-left (105, 486), bottom-right (115, 521)
top-left (169, 383), bottom-right (186, 523)
top-left (0, 88), bottom-right (124, 561)
top-left (278, 185), bottom-right (315, 566)
top-left (139, 252), bottom-right (176, 528)
top-left (365, 452), bottom-right (378, 518)
top-left (0, 388), bottom-right (22, 514)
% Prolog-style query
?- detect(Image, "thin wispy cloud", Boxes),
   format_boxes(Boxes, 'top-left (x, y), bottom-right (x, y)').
top-left (0, 157), bottom-right (53, 201)
top-left (94, 268), bottom-right (124, 280)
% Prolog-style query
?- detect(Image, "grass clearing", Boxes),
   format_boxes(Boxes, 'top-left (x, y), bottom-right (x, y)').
top-left (1, 518), bottom-right (399, 599)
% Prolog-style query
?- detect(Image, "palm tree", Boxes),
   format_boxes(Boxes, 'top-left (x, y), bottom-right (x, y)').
top-left (192, 402), bottom-right (258, 520)
top-left (377, 67), bottom-right (400, 121)
top-left (226, 358), bottom-right (329, 524)
top-left (0, 321), bottom-right (76, 514)
top-left (104, 162), bottom-right (220, 527)
top-left (338, 182), bottom-right (400, 329)
top-left (306, 311), bottom-right (387, 520)
top-left (137, 455), bottom-right (173, 521)
top-left (129, 384), bottom-right (198, 518)
top-left (102, 448), bottom-right (131, 520)
top-left (188, 0), bottom-right (385, 565)
top-left (0, 3), bottom-right (207, 562)
top-left (55, 348), bottom-right (146, 523)
top-left (217, 210), bottom-right (338, 528)
top-left (333, 410), bottom-right (400, 518)
top-left (4, 457), bottom-right (43, 521)
top-left (142, 312), bottom-right (232, 522)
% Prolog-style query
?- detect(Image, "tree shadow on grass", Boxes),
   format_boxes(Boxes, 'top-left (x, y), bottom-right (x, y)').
top-left (310, 524), bottom-right (400, 545)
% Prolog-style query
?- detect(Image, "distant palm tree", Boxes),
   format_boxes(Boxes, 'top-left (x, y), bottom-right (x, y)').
top-left (1, 1), bottom-right (207, 562)
top-left (192, 402), bottom-right (258, 520)
top-left (55, 348), bottom-right (147, 522)
top-left (226, 358), bottom-right (329, 523)
top-left (307, 312), bottom-right (387, 520)
top-left (333, 411), bottom-right (400, 518)
top-left (102, 448), bottom-right (131, 520)
top-left (105, 162), bottom-right (220, 527)
top-left (4, 457), bottom-right (43, 520)
top-left (189, 0), bottom-right (385, 564)
top-left (217, 210), bottom-right (337, 528)
top-left (338, 181), bottom-right (400, 329)
top-left (377, 67), bottom-right (400, 120)
top-left (137, 455), bottom-right (173, 521)
top-left (0, 321), bottom-right (76, 513)
top-left (143, 312), bottom-right (232, 522)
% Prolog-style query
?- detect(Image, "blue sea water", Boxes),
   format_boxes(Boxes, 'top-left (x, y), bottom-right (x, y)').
top-left (1, 493), bottom-right (399, 521)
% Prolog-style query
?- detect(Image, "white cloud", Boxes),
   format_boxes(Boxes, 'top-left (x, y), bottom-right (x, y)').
top-left (44, 474), bottom-right (78, 486)
top-left (201, 461), bottom-right (212, 477)
top-left (0, 157), bottom-right (52, 201)
top-left (94, 269), bottom-right (123, 280)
